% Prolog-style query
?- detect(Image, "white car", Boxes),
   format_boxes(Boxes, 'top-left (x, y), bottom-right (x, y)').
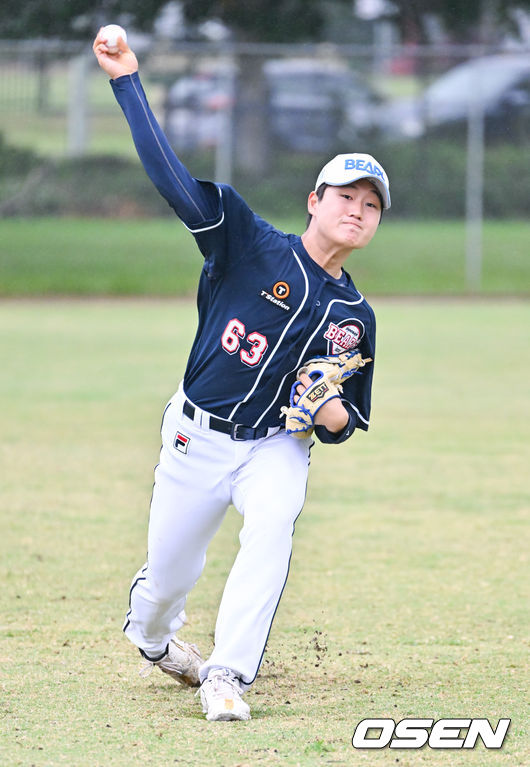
top-left (377, 53), bottom-right (530, 142)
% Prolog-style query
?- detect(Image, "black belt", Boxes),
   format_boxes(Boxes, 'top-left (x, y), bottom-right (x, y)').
top-left (183, 399), bottom-right (272, 441)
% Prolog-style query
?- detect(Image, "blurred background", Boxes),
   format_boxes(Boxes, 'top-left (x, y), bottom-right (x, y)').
top-left (1, 0), bottom-right (529, 295)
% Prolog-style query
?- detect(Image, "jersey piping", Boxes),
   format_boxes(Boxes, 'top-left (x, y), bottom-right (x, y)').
top-left (111, 73), bottom-right (374, 432)
top-left (228, 248), bottom-right (310, 421)
top-left (253, 294), bottom-right (368, 428)
top-left (183, 187), bottom-right (225, 233)
top-left (129, 75), bottom-right (207, 222)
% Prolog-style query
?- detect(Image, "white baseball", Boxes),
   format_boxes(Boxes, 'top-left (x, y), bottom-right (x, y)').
top-left (101, 24), bottom-right (127, 54)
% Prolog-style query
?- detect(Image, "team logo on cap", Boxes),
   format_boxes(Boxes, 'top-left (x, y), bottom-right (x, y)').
top-left (324, 318), bottom-right (365, 354)
top-left (344, 157), bottom-right (385, 180)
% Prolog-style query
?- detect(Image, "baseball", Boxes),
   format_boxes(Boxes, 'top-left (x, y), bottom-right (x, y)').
top-left (101, 24), bottom-right (127, 54)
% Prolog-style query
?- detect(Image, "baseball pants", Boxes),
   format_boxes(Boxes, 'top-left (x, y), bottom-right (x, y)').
top-left (123, 385), bottom-right (312, 688)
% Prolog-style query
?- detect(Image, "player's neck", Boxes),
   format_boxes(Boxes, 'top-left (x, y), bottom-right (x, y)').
top-left (301, 231), bottom-right (351, 279)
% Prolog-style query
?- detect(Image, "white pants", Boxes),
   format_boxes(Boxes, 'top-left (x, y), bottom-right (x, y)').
top-left (123, 385), bottom-right (312, 688)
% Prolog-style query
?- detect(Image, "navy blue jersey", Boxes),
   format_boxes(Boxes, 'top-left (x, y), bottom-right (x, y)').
top-left (111, 73), bottom-right (376, 441)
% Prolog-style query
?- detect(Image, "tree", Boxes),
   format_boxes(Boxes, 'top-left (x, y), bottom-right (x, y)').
top-left (2, 1), bottom-right (527, 175)
top-left (180, 0), bottom-right (349, 42)
top-left (388, 0), bottom-right (530, 45)
top-left (0, 0), bottom-right (353, 41)
top-left (0, 1), bottom-right (168, 39)
top-left (1, 0), bottom-right (528, 44)
top-left (179, 2), bottom-right (356, 174)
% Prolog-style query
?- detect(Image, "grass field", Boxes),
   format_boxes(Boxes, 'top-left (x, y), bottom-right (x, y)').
top-left (0, 298), bottom-right (528, 766)
top-left (1, 217), bottom-right (529, 297)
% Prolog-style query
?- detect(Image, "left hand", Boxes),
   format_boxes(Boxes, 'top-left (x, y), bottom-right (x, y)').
top-left (294, 373), bottom-right (349, 432)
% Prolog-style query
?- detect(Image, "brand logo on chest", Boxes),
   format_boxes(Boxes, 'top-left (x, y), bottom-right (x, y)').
top-left (259, 281), bottom-right (291, 312)
top-left (324, 319), bottom-right (365, 354)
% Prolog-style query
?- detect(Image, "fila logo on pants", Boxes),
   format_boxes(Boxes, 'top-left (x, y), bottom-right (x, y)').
top-left (174, 432), bottom-right (191, 454)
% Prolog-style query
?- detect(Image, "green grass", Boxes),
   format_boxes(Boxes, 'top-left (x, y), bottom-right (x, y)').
top-left (0, 298), bottom-right (528, 766)
top-left (1, 218), bottom-right (529, 296)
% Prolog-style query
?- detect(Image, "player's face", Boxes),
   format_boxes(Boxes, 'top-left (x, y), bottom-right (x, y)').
top-left (308, 180), bottom-right (382, 251)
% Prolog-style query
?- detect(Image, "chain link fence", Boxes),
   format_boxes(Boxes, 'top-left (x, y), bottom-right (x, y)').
top-left (1, 39), bottom-right (529, 286)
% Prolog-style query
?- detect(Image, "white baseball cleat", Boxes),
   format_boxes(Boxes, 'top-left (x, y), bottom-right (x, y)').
top-left (140, 638), bottom-right (203, 687)
top-left (199, 668), bottom-right (251, 721)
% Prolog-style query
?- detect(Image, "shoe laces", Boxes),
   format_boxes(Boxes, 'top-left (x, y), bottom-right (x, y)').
top-left (138, 649), bottom-right (171, 678)
top-left (206, 669), bottom-right (242, 697)
top-left (138, 653), bottom-right (188, 678)
top-left (139, 661), bottom-right (156, 678)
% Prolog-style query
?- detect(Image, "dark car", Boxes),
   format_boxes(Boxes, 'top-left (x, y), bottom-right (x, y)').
top-left (263, 58), bottom-right (380, 152)
top-left (164, 58), bottom-right (381, 153)
top-left (377, 53), bottom-right (530, 142)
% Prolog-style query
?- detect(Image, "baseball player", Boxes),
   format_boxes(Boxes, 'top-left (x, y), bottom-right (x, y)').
top-left (93, 31), bottom-right (390, 722)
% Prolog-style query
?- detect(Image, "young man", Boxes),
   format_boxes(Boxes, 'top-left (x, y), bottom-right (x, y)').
top-left (93, 30), bottom-right (390, 722)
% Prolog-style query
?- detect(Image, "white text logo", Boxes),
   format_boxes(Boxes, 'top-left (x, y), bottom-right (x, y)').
top-left (352, 718), bottom-right (511, 750)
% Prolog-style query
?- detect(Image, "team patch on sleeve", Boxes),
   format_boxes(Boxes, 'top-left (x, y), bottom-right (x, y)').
top-left (174, 432), bottom-right (191, 454)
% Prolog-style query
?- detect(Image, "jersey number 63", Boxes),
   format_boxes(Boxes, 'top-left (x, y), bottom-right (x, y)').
top-left (221, 318), bottom-right (268, 367)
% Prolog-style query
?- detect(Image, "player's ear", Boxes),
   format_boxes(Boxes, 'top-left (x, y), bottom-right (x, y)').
top-left (307, 190), bottom-right (318, 217)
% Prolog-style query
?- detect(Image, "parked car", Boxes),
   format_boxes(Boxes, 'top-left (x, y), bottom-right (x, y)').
top-left (164, 58), bottom-right (381, 153)
top-left (377, 54), bottom-right (530, 142)
top-left (164, 65), bottom-right (236, 151)
top-left (263, 58), bottom-right (381, 152)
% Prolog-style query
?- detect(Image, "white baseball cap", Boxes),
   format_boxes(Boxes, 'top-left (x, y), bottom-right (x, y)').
top-left (315, 153), bottom-right (391, 209)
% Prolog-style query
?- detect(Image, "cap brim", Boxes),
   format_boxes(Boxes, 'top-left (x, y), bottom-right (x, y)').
top-left (322, 174), bottom-right (391, 210)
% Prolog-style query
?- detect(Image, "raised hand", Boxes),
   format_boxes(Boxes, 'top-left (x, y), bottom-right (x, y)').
top-left (92, 27), bottom-right (138, 80)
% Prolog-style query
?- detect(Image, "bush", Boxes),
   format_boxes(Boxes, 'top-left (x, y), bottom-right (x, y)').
top-left (0, 135), bottom-right (528, 219)
top-left (0, 132), bottom-right (40, 176)
top-left (220, 141), bottom-right (530, 220)
top-left (371, 140), bottom-right (530, 219)
top-left (0, 154), bottom-right (172, 218)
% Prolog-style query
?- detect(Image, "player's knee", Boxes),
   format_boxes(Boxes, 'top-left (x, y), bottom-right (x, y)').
top-left (239, 504), bottom-right (301, 551)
